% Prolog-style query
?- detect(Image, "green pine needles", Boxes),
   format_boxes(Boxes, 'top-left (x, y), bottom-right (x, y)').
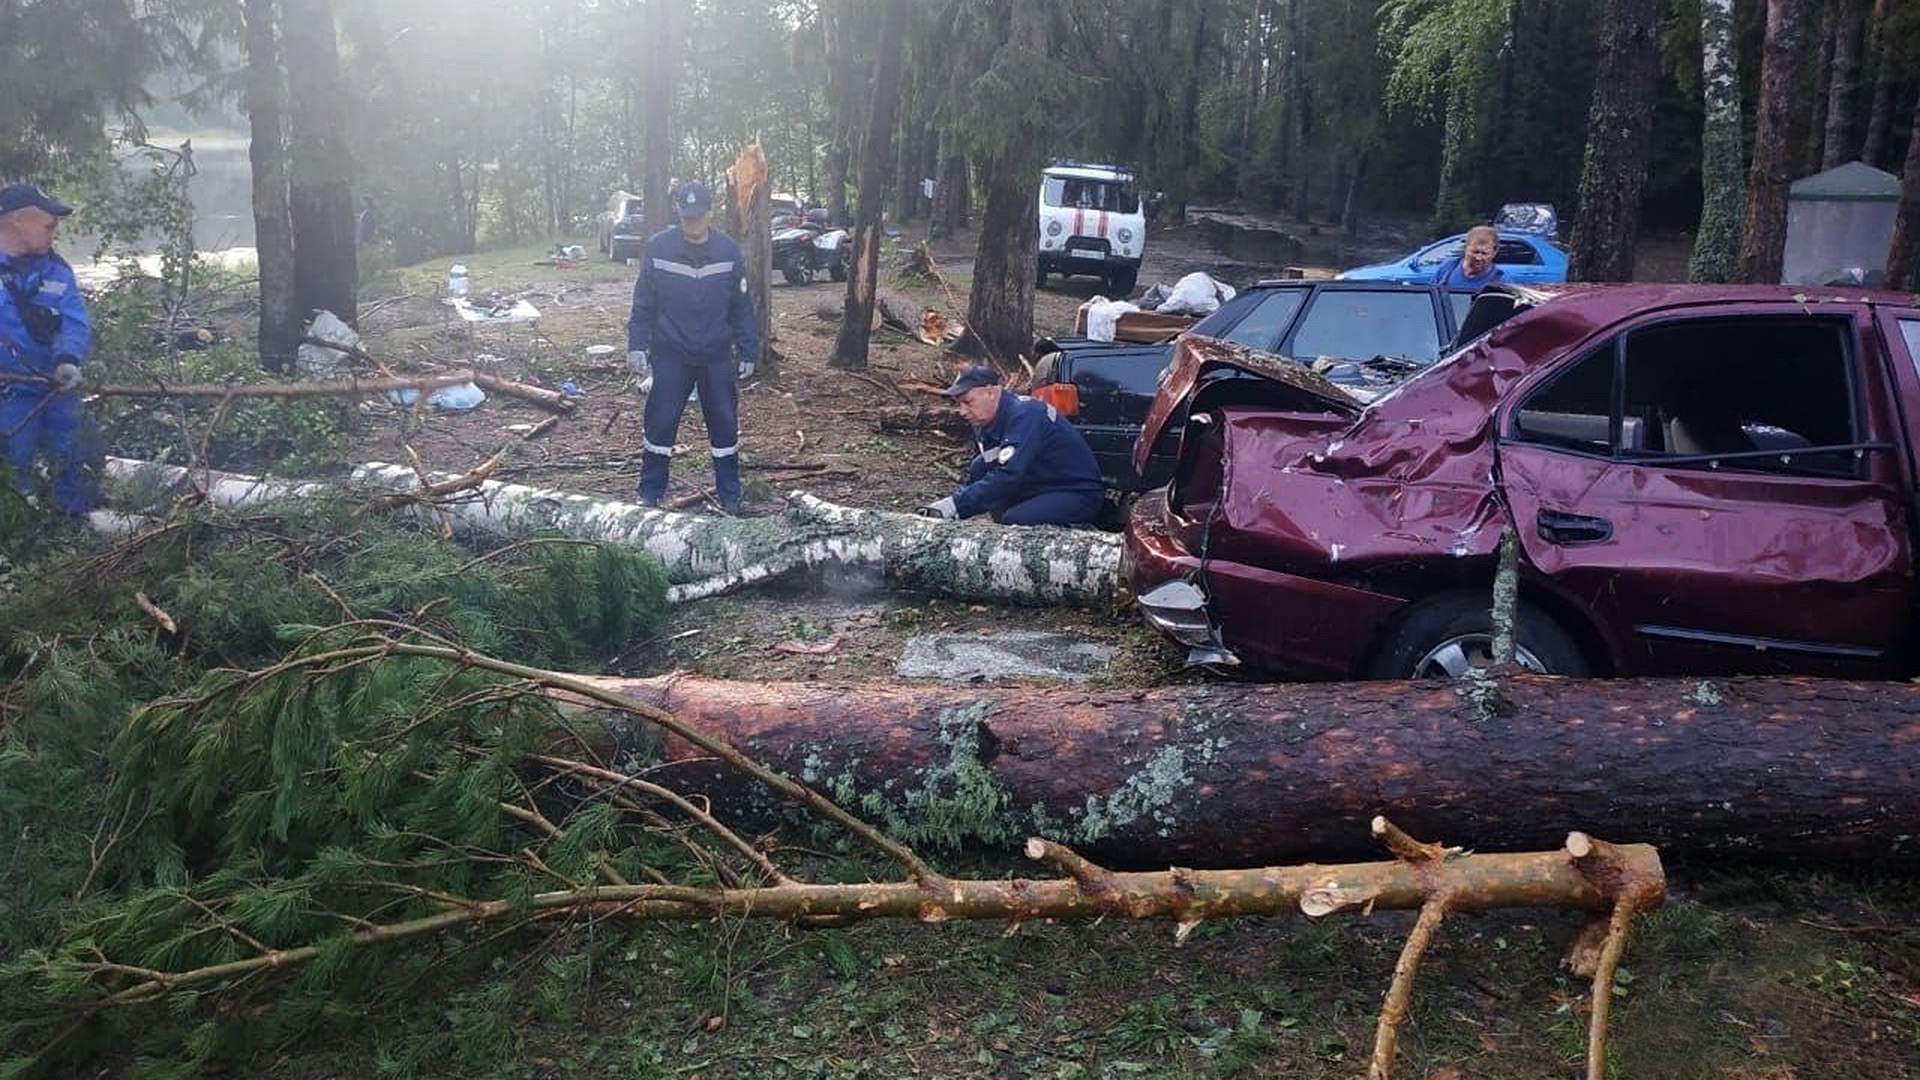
top-left (0, 498), bottom-right (673, 1075)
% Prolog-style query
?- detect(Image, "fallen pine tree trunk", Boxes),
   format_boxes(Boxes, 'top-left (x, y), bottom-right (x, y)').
top-left (572, 672), bottom-right (1920, 867)
top-left (101, 457), bottom-right (1122, 606)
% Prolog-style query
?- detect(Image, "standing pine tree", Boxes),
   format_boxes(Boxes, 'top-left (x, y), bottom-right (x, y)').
top-left (282, 0), bottom-right (357, 325)
top-left (1738, 0), bottom-right (1813, 284)
top-left (957, 2), bottom-right (1082, 367)
top-left (1888, 88), bottom-right (1920, 289)
top-left (1688, 0), bottom-right (1745, 283)
top-left (243, 0), bottom-right (300, 372)
top-left (829, 0), bottom-right (909, 371)
top-left (1568, 0), bottom-right (1662, 282)
top-left (1822, 0), bottom-right (1870, 169)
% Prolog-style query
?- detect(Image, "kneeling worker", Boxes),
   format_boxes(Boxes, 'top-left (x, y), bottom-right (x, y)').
top-left (919, 365), bottom-right (1103, 526)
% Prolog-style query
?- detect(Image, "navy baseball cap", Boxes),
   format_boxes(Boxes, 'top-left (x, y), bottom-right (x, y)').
top-left (0, 183), bottom-right (73, 217)
top-left (940, 365), bottom-right (1003, 397)
top-left (675, 181), bottom-right (713, 219)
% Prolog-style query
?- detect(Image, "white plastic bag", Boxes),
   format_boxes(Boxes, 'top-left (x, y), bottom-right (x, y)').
top-left (1158, 272), bottom-right (1238, 316)
top-left (1079, 296), bottom-right (1141, 343)
top-left (297, 310), bottom-right (360, 380)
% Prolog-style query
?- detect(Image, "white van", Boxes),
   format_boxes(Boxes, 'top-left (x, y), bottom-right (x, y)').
top-left (1036, 162), bottom-right (1146, 296)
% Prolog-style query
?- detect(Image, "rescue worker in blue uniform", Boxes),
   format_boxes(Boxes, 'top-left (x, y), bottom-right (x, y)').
top-left (919, 365), bottom-right (1103, 527)
top-left (0, 183), bottom-right (97, 516)
top-left (626, 181), bottom-right (759, 511)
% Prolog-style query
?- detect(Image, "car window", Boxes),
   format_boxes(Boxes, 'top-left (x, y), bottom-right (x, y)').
top-left (623, 199), bottom-right (643, 217)
top-left (1495, 239), bottom-right (1539, 266)
top-left (1075, 349), bottom-right (1165, 402)
top-left (1410, 239), bottom-right (1461, 270)
top-left (1190, 290), bottom-right (1265, 337)
top-left (1622, 317), bottom-right (1859, 476)
top-left (1902, 319), bottom-right (1920, 368)
top-left (1042, 176), bottom-right (1138, 213)
top-left (1287, 290), bottom-right (1442, 364)
top-left (1446, 291), bottom-right (1474, 329)
top-left (1218, 289), bottom-right (1307, 351)
top-left (1510, 317), bottom-right (1863, 476)
top-left (1512, 346), bottom-right (1614, 454)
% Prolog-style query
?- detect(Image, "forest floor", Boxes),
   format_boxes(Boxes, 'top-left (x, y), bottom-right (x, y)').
top-left (138, 215), bottom-right (1919, 1079)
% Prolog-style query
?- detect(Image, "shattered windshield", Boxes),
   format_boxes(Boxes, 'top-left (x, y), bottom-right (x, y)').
top-left (1042, 176), bottom-right (1139, 213)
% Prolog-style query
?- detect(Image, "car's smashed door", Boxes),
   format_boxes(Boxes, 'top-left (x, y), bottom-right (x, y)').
top-left (1496, 311), bottom-right (1913, 677)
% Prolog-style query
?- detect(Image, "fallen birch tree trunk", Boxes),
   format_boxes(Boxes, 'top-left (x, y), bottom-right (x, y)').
top-left (572, 672), bottom-right (1920, 866)
top-left (101, 457), bottom-right (1122, 606)
top-left (2, 369), bottom-right (573, 411)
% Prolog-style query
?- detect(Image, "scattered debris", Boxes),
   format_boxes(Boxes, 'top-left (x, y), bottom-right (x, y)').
top-left (773, 637), bottom-right (842, 656)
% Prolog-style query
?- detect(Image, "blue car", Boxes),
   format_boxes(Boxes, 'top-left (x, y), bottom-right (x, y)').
top-left (1340, 230), bottom-right (1569, 285)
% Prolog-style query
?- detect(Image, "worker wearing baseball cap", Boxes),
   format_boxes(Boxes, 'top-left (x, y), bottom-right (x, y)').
top-left (918, 365), bottom-right (1103, 526)
top-left (0, 183), bottom-right (98, 516)
top-left (626, 179), bottom-right (760, 511)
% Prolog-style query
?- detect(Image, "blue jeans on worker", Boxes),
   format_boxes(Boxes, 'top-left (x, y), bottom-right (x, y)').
top-left (995, 488), bottom-right (1102, 527)
top-left (2, 387), bottom-right (99, 516)
top-left (639, 351), bottom-right (739, 507)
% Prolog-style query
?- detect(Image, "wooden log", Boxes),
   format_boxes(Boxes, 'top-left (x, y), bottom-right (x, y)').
top-left (571, 672), bottom-right (1920, 867)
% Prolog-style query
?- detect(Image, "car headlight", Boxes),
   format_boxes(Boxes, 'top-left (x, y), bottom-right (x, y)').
top-left (1047, 221), bottom-right (1063, 237)
top-left (1118, 227), bottom-right (1133, 244)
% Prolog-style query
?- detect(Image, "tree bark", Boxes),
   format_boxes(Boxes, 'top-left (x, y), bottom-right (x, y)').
top-left (642, 0), bottom-right (679, 235)
top-left (1805, 6), bottom-right (1836, 173)
top-left (575, 672), bottom-right (1920, 868)
top-left (102, 457), bottom-right (1123, 609)
top-left (831, 0), bottom-right (910, 371)
top-left (281, 0), bottom-right (357, 326)
top-left (1568, 0), bottom-right (1663, 283)
top-left (939, 152), bottom-right (969, 235)
top-left (821, 0), bottom-right (855, 227)
top-left (1285, 0), bottom-right (1309, 222)
top-left (1888, 88), bottom-right (1920, 290)
top-left (1737, 0), bottom-right (1813, 284)
top-left (242, 0), bottom-right (300, 374)
top-left (963, 150), bottom-right (1039, 367)
top-left (1822, 0), bottom-right (1870, 169)
top-left (1689, 0), bottom-right (1745, 283)
top-left (726, 140), bottom-right (774, 374)
top-left (1861, 0), bottom-right (1897, 168)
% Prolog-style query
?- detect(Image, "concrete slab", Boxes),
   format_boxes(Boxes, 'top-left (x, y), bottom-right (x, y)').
top-left (897, 631), bottom-right (1116, 683)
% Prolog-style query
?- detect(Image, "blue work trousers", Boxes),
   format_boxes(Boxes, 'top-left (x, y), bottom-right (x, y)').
top-left (639, 353), bottom-right (740, 507)
top-left (995, 488), bottom-right (1102, 527)
top-left (1, 388), bottom-right (99, 516)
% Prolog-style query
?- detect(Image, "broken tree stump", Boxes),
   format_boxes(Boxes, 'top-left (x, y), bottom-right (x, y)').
top-left (102, 458), bottom-right (1122, 607)
top-left (569, 672), bottom-right (1920, 867)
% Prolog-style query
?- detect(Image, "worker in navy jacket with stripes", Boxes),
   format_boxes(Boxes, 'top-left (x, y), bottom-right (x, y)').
top-left (918, 366), bottom-right (1103, 527)
top-left (626, 180), bottom-right (759, 511)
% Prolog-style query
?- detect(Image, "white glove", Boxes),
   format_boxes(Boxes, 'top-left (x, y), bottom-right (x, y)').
top-left (52, 362), bottom-right (82, 391)
top-left (738, 356), bottom-right (756, 380)
top-left (628, 350), bottom-right (650, 377)
top-left (917, 496), bottom-right (958, 520)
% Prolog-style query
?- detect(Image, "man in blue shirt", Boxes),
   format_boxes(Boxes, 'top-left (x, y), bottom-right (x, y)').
top-left (626, 180), bottom-right (759, 511)
top-left (919, 366), bottom-right (1103, 527)
top-left (1432, 224), bottom-right (1504, 290)
top-left (0, 183), bottom-right (97, 516)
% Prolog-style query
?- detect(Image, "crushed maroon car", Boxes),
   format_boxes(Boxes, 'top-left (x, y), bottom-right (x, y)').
top-left (1125, 284), bottom-right (1920, 679)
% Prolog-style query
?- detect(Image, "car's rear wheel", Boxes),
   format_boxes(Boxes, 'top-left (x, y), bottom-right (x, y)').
top-left (1036, 262), bottom-right (1049, 289)
top-left (1106, 267), bottom-right (1138, 297)
top-left (1366, 591), bottom-right (1588, 680)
